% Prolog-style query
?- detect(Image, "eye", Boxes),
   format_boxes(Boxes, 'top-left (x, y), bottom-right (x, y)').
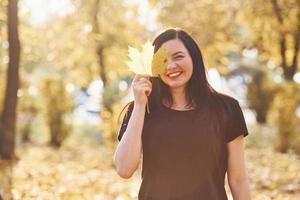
top-left (175, 55), bottom-right (184, 59)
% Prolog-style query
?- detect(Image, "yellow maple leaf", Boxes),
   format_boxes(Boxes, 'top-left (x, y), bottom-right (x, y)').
top-left (151, 47), bottom-right (167, 76)
top-left (126, 41), bottom-right (167, 77)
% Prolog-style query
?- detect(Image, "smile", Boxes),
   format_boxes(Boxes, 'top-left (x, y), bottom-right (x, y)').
top-left (167, 71), bottom-right (183, 78)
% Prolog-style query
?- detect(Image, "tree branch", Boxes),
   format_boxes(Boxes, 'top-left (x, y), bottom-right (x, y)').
top-left (271, 0), bottom-right (284, 24)
top-left (291, 6), bottom-right (300, 73)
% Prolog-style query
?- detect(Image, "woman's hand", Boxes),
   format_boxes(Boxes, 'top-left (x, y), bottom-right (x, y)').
top-left (132, 74), bottom-right (152, 106)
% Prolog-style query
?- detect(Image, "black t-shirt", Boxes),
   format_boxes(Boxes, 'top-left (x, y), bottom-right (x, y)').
top-left (117, 95), bottom-right (248, 200)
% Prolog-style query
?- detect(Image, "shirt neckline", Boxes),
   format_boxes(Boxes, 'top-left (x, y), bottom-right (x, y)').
top-left (161, 103), bottom-right (197, 113)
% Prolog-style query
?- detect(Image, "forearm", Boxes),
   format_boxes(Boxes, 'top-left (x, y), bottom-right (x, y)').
top-left (114, 104), bottom-right (145, 178)
top-left (229, 178), bottom-right (251, 200)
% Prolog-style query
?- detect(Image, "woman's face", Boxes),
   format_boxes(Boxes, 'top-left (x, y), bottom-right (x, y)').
top-left (159, 39), bottom-right (193, 90)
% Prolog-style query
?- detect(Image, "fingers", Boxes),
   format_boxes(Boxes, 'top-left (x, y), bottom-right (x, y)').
top-left (132, 81), bottom-right (152, 96)
top-left (135, 82), bottom-right (152, 93)
top-left (133, 74), bottom-right (150, 82)
top-left (143, 85), bottom-right (152, 96)
top-left (141, 79), bottom-right (152, 86)
top-left (133, 75), bottom-right (152, 86)
top-left (132, 74), bottom-right (152, 98)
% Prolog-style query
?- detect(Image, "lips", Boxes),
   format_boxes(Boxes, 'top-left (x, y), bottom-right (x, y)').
top-left (167, 71), bottom-right (183, 78)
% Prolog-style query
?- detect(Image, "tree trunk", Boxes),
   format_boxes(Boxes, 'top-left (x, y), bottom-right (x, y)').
top-left (0, 0), bottom-right (20, 160)
top-left (97, 46), bottom-right (107, 87)
top-left (271, 0), bottom-right (299, 80)
top-left (91, 0), bottom-right (108, 88)
top-left (256, 111), bottom-right (267, 124)
top-left (0, 162), bottom-right (13, 199)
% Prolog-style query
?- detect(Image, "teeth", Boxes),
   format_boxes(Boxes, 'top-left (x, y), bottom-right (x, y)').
top-left (168, 72), bottom-right (181, 77)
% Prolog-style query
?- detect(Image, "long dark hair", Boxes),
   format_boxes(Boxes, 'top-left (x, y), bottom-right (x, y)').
top-left (148, 28), bottom-right (219, 111)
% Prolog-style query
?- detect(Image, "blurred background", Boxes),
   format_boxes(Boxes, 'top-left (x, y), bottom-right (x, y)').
top-left (0, 0), bottom-right (299, 199)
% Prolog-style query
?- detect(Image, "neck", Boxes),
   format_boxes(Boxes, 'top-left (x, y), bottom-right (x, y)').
top-left (168, 86), bottom-right (189, 107)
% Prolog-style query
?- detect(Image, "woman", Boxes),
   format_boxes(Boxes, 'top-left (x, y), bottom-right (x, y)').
top-left (114, 28), bottom-right (251, 200)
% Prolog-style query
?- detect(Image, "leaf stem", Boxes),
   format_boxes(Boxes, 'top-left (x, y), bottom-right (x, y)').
top-left (146, 99), bottom-right (150, 114)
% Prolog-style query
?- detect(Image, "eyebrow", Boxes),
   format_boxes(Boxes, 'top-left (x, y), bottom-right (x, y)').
top-left (171, 51), bottom-right (184, 56)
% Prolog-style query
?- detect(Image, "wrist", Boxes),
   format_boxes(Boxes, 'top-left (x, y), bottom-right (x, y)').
top-left (133, 102), bottom-right (146, 109)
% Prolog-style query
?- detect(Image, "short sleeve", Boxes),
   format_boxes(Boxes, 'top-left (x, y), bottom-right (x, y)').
top-left (225, 99), bottom-right (249, 143)
top-left (117, 102), bottom-right (134, 141)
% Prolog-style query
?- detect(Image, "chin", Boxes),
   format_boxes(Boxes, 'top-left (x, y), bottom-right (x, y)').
top-left (160, 75), bottom-right (190, 89)
top-left (165, 81), bottom-right (188, 89)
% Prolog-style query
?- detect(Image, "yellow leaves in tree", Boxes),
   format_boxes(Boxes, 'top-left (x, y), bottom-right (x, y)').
top-left (126, 41), bottom-right (167, 77)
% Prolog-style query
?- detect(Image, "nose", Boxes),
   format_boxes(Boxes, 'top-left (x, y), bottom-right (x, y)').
top-left (166, 60), bottom-right (177, 70)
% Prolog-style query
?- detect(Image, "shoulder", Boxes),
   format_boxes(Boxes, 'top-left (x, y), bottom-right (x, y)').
top-left (215, 92), bottom-right (238, 102)
top-left (211, 92), bottom-right (240, 111)
top-left (123, 101), bottom-right (149, 119)
top-left (118, 101), bottom-right (134, 123)
top-left (208, 93), bottom-right (245, 124)
top-left (122, 100), bottom-right (134, 114)
top-left (127, 101), bottom-right (134, 111)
